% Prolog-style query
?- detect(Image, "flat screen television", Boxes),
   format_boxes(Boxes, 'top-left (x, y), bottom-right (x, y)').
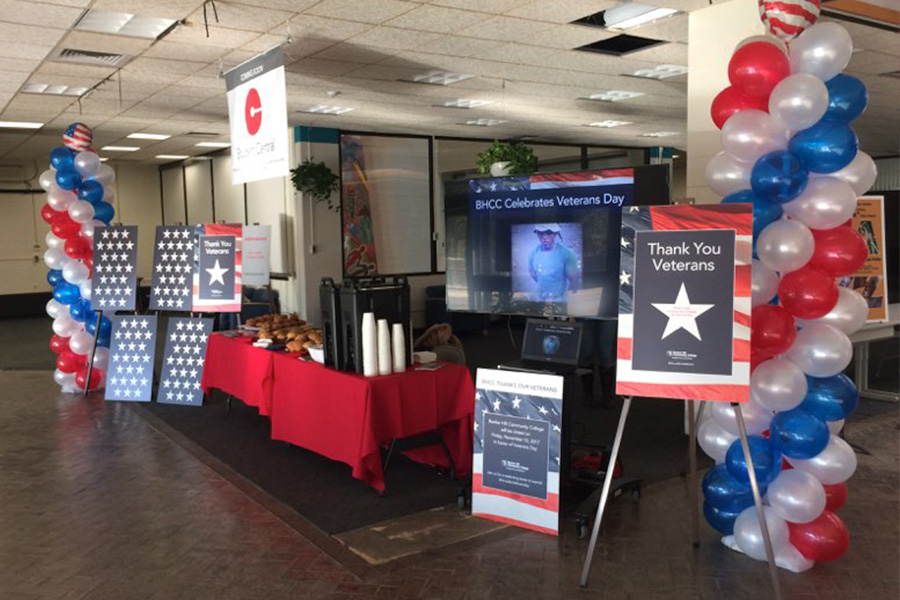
top-left (444, 165), bottom-right (671, 319)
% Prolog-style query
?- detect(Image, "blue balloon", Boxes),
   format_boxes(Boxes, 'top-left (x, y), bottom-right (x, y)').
top-left (97, 334), bottom-right (110, 348)
top-left (93, 201), bottom-right (115, 224)
top-left (800, 374), bottom-right (859, 422)
top-left (702, 464), bottom-right (758, 513)
top-left (722, 189), bottom-right (783, 242)
top-left (824, 74), bottom-right (867, 124)
top-left (55, 168), bottom-right (82, 191)
top-left (704, 501), bottom-right (742, 535)
top-left (789, 120), bottom-right (858, 174)
top-left (86, 314), bottom-right (112, 338)
top-left (52, 281), bottom-right (80, 306)
top-left (47, 269), bottom-right (64, 287)
top-left (751, 150), bottom-right (808, 204)
top-left (50, 147), bottom-right (74, 170)
top-left (77, 179), bottom-right (104, 204)
top-left (770, 408), bottom-right (829, 460)
top-left (69, 297), bottom-right (88, 322)
top-left (726, 436), bottom-right (782, 487)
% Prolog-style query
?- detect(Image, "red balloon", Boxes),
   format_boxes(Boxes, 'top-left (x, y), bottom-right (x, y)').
top-left (823, 483), bottom-right (848, 512)
top-left (49, 334), bottom-right (70, 355)
top-left (52, 216), bottom-right (81, 239)
top-left (56, 350), bottom-right (85, 374)
top-left (810, 226), bottom-right (868, 277)
top-left (75, 367), bottom-right (102, 390)
top-left (711, 85), bottom-right (768, 129)
top-left (728, 42), bottom-right (789, 100)
top-left (64, 237), bottom-right (90, 259)
top-left (40, 204), bottom-right (60, 224)
top-left (751, 304), bottom-right (796, 358)
top-left (779, 266), bottom-right (839, 320)
top-left (789, 510), bottom-right (849, 562)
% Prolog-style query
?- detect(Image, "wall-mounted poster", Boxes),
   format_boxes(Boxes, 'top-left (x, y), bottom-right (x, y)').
top-left (839, 196), bottom-right (888, 323)
top-left (91, 225), bottom-right (138, 311)
top-left (472, 368), bottom-right (563, 535)
top-left (616, 204), bottom-right (752, 403)
top-left (242, 224), bottom-right (271, 285)
top-left (192, 223), bottom-right (242, 313)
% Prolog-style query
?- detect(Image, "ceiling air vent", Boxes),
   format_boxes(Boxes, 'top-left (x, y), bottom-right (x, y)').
top-left (50, 48), bottom-right (131, 68)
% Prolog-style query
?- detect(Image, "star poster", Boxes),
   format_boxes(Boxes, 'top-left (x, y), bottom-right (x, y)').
top-left (149, 226), bottom-right (195, 311)
top-left (104, 315), bottom-right (158, 402)
top-left (192, 223), bottom-right (242, 312)
top-left (91, 225), bottom-right (138, 311)
top-left (157, 317), bottom-right (213, 406)
top-left (616, 204), bottom-right (752, 403)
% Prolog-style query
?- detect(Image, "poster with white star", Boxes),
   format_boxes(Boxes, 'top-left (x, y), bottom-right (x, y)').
top-left (192, 223), bottom-right (242, 312)
top-left (91, 225), bottom-right (138, 311)
top-left (472, 368), bottom-right (563, 535)
top-left (616, 204), bottom-right (752, 403)
top-left (105, 315), bottom-right (158, 402)
top-left (157, 317), bottom-right (214, 406)
top-left (149, 226), bottom-right (195, 311)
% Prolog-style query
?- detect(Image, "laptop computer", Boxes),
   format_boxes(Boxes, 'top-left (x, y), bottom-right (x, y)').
top-left (501, 319), bottom-right (584, 375)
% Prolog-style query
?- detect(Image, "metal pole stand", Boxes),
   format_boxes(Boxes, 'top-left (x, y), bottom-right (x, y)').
top-left (687, 400), bottom-right (700, 548)
top-left (82, 310), bottom-right (102, 396)
top-left (733, 402), bottom-right (783, 600)
top-left (579, 395), bottom-right (632, 588)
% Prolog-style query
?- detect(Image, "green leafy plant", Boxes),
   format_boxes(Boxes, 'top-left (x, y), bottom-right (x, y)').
top-left (476, 140), bottom-right (538, 176)
top-left (290, 160), bottom-right (340, 211)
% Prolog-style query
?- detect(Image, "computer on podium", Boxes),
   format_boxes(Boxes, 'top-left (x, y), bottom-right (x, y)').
top-left (503, 319), bottom-right (584, 375)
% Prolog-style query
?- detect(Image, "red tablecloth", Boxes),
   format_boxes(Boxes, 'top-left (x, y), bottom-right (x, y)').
top-left (201, 333), bottom-right (275, 416)
top-left (269, 354), bottom-right (474, 491)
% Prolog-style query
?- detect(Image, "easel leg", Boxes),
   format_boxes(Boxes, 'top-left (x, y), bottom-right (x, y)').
top-left (579, 395), bottom-right (632, 588)
top-left (733, 403), bottom-right (783, 600)
top-left (687, 400), bottom-right (700, 548)
top-left (83, 311), bottom-right (102, 397)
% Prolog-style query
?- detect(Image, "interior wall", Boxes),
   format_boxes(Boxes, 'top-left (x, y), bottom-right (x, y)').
top-left (114, 164), bottom-right (162, 283)
top-left (0, 185), bottom-right (46, 295)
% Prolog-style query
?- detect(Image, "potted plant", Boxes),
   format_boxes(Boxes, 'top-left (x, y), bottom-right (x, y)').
top-left (290, 160), bottom-right (340, 212)
top-left (476, 140), bottom-right (538, 177)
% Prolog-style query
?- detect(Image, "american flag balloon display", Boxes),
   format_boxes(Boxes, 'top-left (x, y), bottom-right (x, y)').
top-left (758, 0), bottom-right (820, 42)
top-left (63, 122), bottom-right (93, 152)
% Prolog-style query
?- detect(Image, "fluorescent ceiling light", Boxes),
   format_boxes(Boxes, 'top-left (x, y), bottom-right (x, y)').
top-left (297, 105), bottom-right (355, 115)
top-left (464, 119), bottom-right (507, 127)
top-left (403, 71), bottom-right (474, 86)
top-left (99, 158), bottom-right (108, 162)
top-left (585, 90), bottom-right (645, 102)
top-left (102, 145), bottom-right (140, 152)
top-left (156, 155), bottom-right (188, 160)
top-left (195, 142), bottom-right (231, 148)
top-left (127, 132), bottom-right (170, 140)
top-left (604, 4), bottom-right (677, 29)
top-left (588, 120), bottom-right (633, 128)
top-left (443, 99), bottom-right (494, 108)
top-left (75, 10), bottom-right (177, 40)
top-left (0, 121), bottom-right (43, 129)
top-left (22, 83), bottom-right (88, 97)
top-left (629, 64), bottom-right (688, 79)
top-left (640, 131), bottom-right (679, 138)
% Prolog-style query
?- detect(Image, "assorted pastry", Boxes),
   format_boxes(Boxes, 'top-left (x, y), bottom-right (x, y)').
top-left (245, 314), bottom-right (322, 353)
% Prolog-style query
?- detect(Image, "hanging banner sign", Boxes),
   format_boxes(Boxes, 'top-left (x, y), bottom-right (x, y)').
top-left (839, 196), bottom-right (889, 323)
top-left (225, 45), bottom-right (289, 185)
top-left (472, 368), bottom-right (563, 535)
top-left (242, 224), bottom-right (272, 286)
top-left (192, 223), bottom-right (242, 313)
top-left (616, 204), bottom-right (752, 403)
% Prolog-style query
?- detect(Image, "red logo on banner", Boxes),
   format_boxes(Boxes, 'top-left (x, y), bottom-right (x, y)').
top-left (245, 88), bottom-right (262, 136)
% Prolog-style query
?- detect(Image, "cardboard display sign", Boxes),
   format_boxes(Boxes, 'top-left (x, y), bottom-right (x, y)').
top-left (157, 317), bottom-right (214, 406)
top-left (472, 368), bottom-right (563, 536)
top-left (242, 224), bottom-right (272, 286)
top-left (616, 204), bottom-right (752, 403)
top-left (149, 225), bottom-right (195, 311)
top-left (192, 223), bottom-right (242, 313)
top-left (91, 225), bottom-right (138, 311)
top-left (840, 196), bottom-right (889, 323)
top-left (225, 45), bottom-right (289, 185)
top-left (105, 315), bottom-right (158, 402)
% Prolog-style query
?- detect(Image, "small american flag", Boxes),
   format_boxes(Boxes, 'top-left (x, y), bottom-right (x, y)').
top-left (63, 122), bottom-right (93, 152)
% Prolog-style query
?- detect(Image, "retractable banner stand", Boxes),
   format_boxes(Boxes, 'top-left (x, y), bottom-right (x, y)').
top-left (472, 368), bottom-right (563, 535)
top-left (242, 224), bottom-right (271, 286)
top-left (225, 45), bottom-right (289, 185)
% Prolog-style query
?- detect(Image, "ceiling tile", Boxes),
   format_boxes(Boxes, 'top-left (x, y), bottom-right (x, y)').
top-left (348, 26), bottom-right (443, 51)
top-left (626, 13), bottom-right (688, 44)
top-left (90, 0), bottom-right (203, 19)
top-left (231, 0), bottom-right (319, 10)
top-left (313, 43), bottom-right (400, 64)
top-left (143, 41), bottom-right (232, 63)
top-left (0, 42), bottom-right (57, 62)
top-left (0, 0), bottom-right (85, 28)
top-left (164, 23), bottom-right (261, 48)
top-left (305, 0), bottom-right (420, 24)
top-left (457, 16), bottom-right (554, 42)
top-left (184, 3), bottom-right (295, 33)
top-left (288, 57), bottom-right (370, 76)
top-left (415, 35), bottom-right (505, 58)
top-left (430, 0), bottom-right (523, 13)
top-left (288, 16), bottom-right (374, 42)
top-left (523, 24), bottom-right (616, 49)
top-left (0, 57), bottom-right (42, 74)
top-left (385, 5), bottom-right (491, 33)
top-left (505, 0), bottom-right (618, 23)
top-left (0, 22), bottom-right (67, 47)
top-left (126, 57), bottom-right (208, 76)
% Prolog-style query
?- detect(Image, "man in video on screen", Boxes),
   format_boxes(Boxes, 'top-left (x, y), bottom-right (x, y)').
top-left (528, 223), bottom-right (581, 302)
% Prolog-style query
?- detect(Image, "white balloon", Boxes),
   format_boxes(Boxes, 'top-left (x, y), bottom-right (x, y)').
top-left (47, 188), bottom-right (76, 211)
top-left (39, 168), bottom-right (57, 191)
top-left (91, 163), bottom-right (115, 186)
top-left (52, 314), bottom-right (79, 337)
top-left (698, 417), bottom-right (738, 464)
top-left (823, 150), bottom-right (877, 196)
top-left (68, 199), bottom-right (95, 224)
top-left (750, 359), bottom-right (808, 412)
top-left (721, 110), bottom-right (787, 164)
top-left (768, 74), bottom-right (828, 132)
top-left (61, 383), bottom-right (81, 394)
top-left (734, 506), bottom-right (791, 561)
top-left (69, 330), bottom-right (93, 355)
top-left (710, 400), bottom-right (773, 436)
top-left (705, 152), bottom-right (752, 197)
top-left (767, 470), bottom-right (827, 524)
top-left (46, 298), bottom-right (65, 319)
top-left (54, 368), bottom-right (75, 387)
top-left (103, 186), bottom-right (116, 204)
top-left (62, 260), bottom-right (89, 285)
top-left (827, 419), bottom-right (845, 435)
top-left (73, 151), bottom-right (100, 177)
top-left (756, 219), bottom-right (815, 273)
top-left (93, 346), bottom-right (110, 371)
top-left (785, 323), bottom-right (852, 377)
top-left (79, 279), bottom-right (92, 301)
top-left (789, 23), bottom-right (853, 81)
top-left (44, 247), bottom-right (68, 270)
top-left (782, 177), bottom-right (858, 230)
top-left (80, 219), bottom-right (103, 242)
top-left (751, 259), bottom-right (779, 307)
top-left (786, 434), bottom-right (857, 484)
top-left (45, 231), bottom-right (65, 250)
top-left (800, 287), bottom-right (869, 335)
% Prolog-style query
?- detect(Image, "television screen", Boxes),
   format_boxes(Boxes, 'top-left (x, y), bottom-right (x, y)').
top-left (445, 165), bottom-right (670, 319)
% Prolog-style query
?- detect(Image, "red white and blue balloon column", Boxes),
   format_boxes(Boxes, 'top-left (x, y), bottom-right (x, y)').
top-left (41, 122), bottom-right (116, 393)
top-left (700, 4), bottom-right (871, 571)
